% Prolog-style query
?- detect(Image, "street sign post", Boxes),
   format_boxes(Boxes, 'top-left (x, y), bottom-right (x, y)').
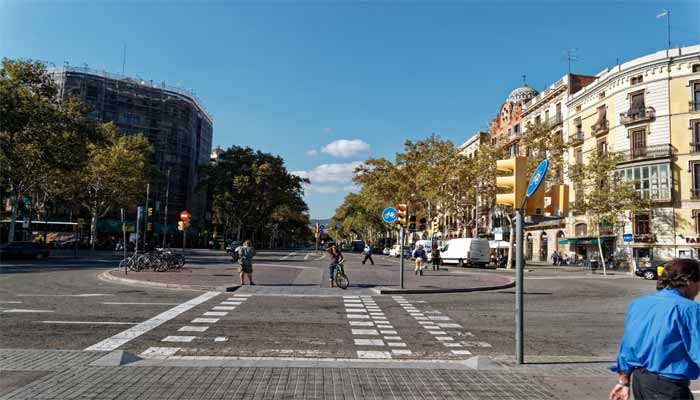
top-left (382, 207), bottom-right (397, 223)
top-left (319, 225), bottom-right (325, 235)
top-left (623, 233), bottom-right (634, 243)
top-left (515, 159), bottom-right (549, 366)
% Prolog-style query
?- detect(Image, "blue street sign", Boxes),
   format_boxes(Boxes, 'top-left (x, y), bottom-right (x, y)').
top-left (526, 159), bottom-right (550, 198)
top-left (382, 207), bottom-right (398, 223)
top-left (623, 233), bottom-right (634, 243)
top-left (319, 225), bottom-right (325, 234)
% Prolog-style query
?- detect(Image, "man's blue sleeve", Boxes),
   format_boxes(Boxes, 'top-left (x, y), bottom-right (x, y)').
top-left (610, 304), bottom-right (635, 374)
top-left (681, 305), bottom-right (700, 367)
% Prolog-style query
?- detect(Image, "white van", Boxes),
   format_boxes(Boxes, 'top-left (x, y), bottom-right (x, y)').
top-left (440, 238), bottom-right (490, 268)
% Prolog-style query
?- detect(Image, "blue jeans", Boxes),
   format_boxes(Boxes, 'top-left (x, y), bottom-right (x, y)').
top-left (329, 262), bottom-right (337, 280)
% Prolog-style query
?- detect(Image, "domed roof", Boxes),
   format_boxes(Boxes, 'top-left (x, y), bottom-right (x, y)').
top-left (507, 85), bottom-right (539, 103)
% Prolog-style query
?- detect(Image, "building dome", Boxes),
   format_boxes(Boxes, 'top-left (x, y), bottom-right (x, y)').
top-left (507, 85), bottom-right (539, 103)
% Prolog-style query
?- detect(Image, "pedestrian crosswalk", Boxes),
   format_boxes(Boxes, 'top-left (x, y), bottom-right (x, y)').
top-left (132, 292), bottom-right (490, 361)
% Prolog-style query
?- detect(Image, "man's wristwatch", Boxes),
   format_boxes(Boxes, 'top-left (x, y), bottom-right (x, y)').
top-left (617, 381), bottom-right (630, 388)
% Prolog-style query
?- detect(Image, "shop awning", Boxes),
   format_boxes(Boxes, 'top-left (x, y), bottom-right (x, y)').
top-left (559, 236), bottom-right (615, 245)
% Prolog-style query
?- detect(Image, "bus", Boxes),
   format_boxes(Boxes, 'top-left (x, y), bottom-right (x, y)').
top-left (0, 220), bottom-right (79, 246)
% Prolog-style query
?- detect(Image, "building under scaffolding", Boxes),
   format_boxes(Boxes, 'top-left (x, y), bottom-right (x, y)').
top-left (50, 65), bottom-right (213, 238)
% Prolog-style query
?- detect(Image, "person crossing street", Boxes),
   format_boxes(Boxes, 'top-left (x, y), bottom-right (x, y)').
top-left (327, 243), bottom-right (344, 288)
top-left (362, 243), bottom-right (374, 265)
top-left (413, 244), bottom-right (428, 276)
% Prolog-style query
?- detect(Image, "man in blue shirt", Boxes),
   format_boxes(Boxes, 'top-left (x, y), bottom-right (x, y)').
top-left (610, 258), bottom-right (700, 400)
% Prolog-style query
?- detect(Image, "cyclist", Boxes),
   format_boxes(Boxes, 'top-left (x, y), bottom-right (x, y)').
top-left (327, 242), bottom-right (344, 288)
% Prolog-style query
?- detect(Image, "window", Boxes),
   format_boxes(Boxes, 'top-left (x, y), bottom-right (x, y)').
top-left (631, 75), bottom-right (643, 85)
top-left (634, 214), bottom-right (651, 235)
top-left (575, 148), bottom-right (583, 164)
top-left (598, 91), bottom-right (606, 99)
top-left (574, 117), bottom-right (582, 133)
top-left (492, 138), bottom-right (497, 145)
top-left (544, 110), bottom-right (550, 122)
top-left (694, 210), bottom-right (700, 234)
top-left (535, 115), bottom-right (541, 125)
top-left (693, 64), bottom-right (700, 73)
top-left (693, 162), bottom-right (700, 199)
top-left (630, 128), bottom-right (647, 157)
top-left (692, 121), bottom-right (700, 152)
top-left (511, 144), bottom-right (519, 157)
top-left (508, 127), bottom-right (512, 137)
top-left (619, 163), bottom-right (671, 201)
top-left (514, 123), bottom-right (520, 136)
top-left (692, 82), bottom-right (700, 111)
top-left (597, 139), bottom-right (607, 155)
top-left (628, 91), bottom-right (645, 115)
top-left (575, 104), bottom-right (582, 112)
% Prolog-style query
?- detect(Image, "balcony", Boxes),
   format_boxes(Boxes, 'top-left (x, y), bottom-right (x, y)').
top-left (617, 144), bottom-right (675, 164)
top-left (547, 114), bottom-right (563, 127)
top-left (598, 225), bottom-right (615, 236)
top-left (569, 164), bottom-right (583, 177)
top-left (591, 120), bottom-right (609, 136)
top-left (691, 142), bottom-right (700, 153)
top-left (620, 106), bottom-right (656, 125)
top-left (633, 233), bottom-right (656, 243)
top-left (568, 131), bottom-right (584, 145)
top-left (692, 188), bottom-right (700, 200)
top-left (690, 101), bottom-right (700, 112)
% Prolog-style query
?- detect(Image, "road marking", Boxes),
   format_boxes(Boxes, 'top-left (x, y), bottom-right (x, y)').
top-left (0, 301), bottom-right (22, 304)
top-left (428, 330), bottom-right (447, 335)
top-left (212, 306), bottom-right (235, 311)
top-left (85, 291), bottom-right (219, 352)
top-left (347, 314), bottom-right (370, 319)
top-left (387, 342), bottom-right (407, 347)
top-left (391, 350), bottom-right (412, 355)
top-left (1, 308), bottom-right (53, 313)
top-left (436, 323), bottom-right (462, 329)
top-left (344, 303), bottom-right (365, 307)
top-left (140, 347), bottom-right (180, 358)
top-left (279, 252), bottom-right (297, 260)
top-left (349, 321), bottom-right (374, 326)
top-left (357, 351), bottom-right (391, 359)
top-left (436, 336), bottom-right (454, 341)
top-left (203, 311), bottom-right (227, 316)
top-left (102, 302), bottom-right (180, 305)
top-left (354, 339), bottom-right (384, 346)
top-left (451, 350), bottom-right (472, 355)
top-left (343, 296), bottom-right (360, 299)
top-left (428, 316), bottom-right (451, 321)
top-left (346, 308), bottom-right (368, 313)
top-left (220, 302), bottom-right (241, 306)
top-left (304, 253), bottom-right (310, 260)
top-left (214, 337), bottom-right (228, 342)
top-left (192, 318), bottom-right (219, 323)
top-left (379, 330), bottom-right (397, 335)
top-left (17, 293), bottom-right (113, 297)
top-left (384, 336), bottom-right (402, 340)
top-left (462, 341), bottom-right (493, 348)
top-left (352, 329), bottom-right (379, 335)
top-left (443, 343), bottom-right (463, 347)
top-left (162, 336), bottom-right (196, 343)
top-left (179, 326), bottom-right (209, 332)
top-left (35, 320), bottom-right (137, 325)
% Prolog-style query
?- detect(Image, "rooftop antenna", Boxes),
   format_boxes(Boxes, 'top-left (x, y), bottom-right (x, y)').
top-left (561, 49), bottom-right (579, 75)
top-left (121, 44), bottom-right (127, 76)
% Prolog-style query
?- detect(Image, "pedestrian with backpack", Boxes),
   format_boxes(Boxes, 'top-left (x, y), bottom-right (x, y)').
top-left (237, 240), bottom-right (255, 286)
top-left (413, 244), bottom-right (428, 276)
top-left (362, 243), bottom-right (374, 265)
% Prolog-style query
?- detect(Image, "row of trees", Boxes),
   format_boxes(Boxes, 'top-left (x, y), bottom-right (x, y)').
top-left (1, 59), bottom-right (154, 248)
top-left (331, 122), bottom-right (647, 268)
top-left (199, 146), bottom-right (313, 247)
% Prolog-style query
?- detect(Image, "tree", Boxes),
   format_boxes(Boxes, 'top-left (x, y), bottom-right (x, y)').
top-left (571, 149), bottom-right (649, 274)
top-left (0, 59), bottom-right (92, 242)
top-left (66, 123), bottom-right (153, 250)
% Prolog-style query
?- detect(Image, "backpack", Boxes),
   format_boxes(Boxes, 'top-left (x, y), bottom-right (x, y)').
top-left (231, 247), bottom-right (240, 263)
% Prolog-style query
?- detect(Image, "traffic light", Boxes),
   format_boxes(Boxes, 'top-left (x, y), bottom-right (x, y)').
top-left (147, 222), bottom-right (153, 231)
top-left (395, 204), bottom-right (407, 226)
top-left (525, 185), bottom-right (545, 216)
top-left (147, 207), bottom-right (153, 217)
top-left (408, 215), bottom-right (417, 232)
top-left (177, 221), bottom-right (184, 231)
top-left (431, 218), bottom-right (439, 234)
top-left (496, 156), bottom-right (527, 209)
top-left (544, 184), bottom-right (570, 217)
top-left (419, 217), bottom-right (427, 231)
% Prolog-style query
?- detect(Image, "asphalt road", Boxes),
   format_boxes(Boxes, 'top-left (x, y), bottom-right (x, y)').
top-left (0, 249), bottom-right (657, 361)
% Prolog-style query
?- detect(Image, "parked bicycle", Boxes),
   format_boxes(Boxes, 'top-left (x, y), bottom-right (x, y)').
top-left (119, 248), bottom-right (185, 272)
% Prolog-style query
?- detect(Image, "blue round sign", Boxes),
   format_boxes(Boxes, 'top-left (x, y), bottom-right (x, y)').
top-left (382, 207), bottom-right (398, 223)
top-left (526, 159), bottom-right (550, 198)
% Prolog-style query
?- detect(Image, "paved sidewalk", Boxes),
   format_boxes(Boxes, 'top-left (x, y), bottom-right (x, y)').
top-left (104, 251), bottom-right (514, 294)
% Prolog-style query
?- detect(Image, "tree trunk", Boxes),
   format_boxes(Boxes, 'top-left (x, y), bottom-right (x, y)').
top-left (8, 194), bottom-right (19, 242)
top-left (90, 213), bottom-right (98, 252)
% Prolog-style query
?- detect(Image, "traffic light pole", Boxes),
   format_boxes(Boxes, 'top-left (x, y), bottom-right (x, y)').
top-left (515, 206), bottom-right (525, 365)
top-left (399, 227), bottom-right (405, 289)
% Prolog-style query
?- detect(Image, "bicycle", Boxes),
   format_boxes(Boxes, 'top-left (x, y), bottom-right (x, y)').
top-left (333, 260), bottom-right (349, 289)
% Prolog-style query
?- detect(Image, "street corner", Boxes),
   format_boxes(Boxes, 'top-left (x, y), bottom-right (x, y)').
top-left (375, 268), bottom-right (515, 294)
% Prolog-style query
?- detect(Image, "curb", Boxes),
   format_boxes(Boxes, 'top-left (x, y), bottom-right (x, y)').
top-left (99, 269), bottom-right (239, 292)
top-left (376, 278), bottom-right (515, 294)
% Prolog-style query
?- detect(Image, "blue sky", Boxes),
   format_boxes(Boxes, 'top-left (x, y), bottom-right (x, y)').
top-left (2, 1), bottom-right (698, 219)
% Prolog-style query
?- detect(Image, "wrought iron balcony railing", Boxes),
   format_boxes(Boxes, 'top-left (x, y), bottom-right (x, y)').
top-left (568, 131), bottom-right (584, 145)
top-left (691, 142), bottom-right (700, 153)
top-left (591, 120), bottom-right (609, 136)
top-left (620, 106), bottom-right (656, 125)
top-left (547, 114), bottom-right (563, 126)
top-left (617, 144), bottom-right (675, 164)
top-left (634, 233), bottom-right (656, 243)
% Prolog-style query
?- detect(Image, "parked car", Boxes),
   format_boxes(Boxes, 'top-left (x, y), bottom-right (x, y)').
top-left (635, 261), bottom-right (666, 280)
top-left (382, 247), bottom-right (390, 255)
top-left (350, 240), bottom-right (365, 252)
top-left (0, 242), bottom-right (51, 259)
top-left (389, 244), bottom-right (401, 257)
top-left (439, 238), bottom-right (490, 268)
top-left (225, 241), bottom-right (242, 253)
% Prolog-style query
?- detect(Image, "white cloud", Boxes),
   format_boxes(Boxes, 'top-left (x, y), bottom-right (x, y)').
top-left (291, 161), bottom-right (362, 184)
top-left (308, 185), bottom-right (343, 194)
top-left (306, 149), bottom-right (318, 156)
top-left (321, 139), bottom-right (370, 158)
